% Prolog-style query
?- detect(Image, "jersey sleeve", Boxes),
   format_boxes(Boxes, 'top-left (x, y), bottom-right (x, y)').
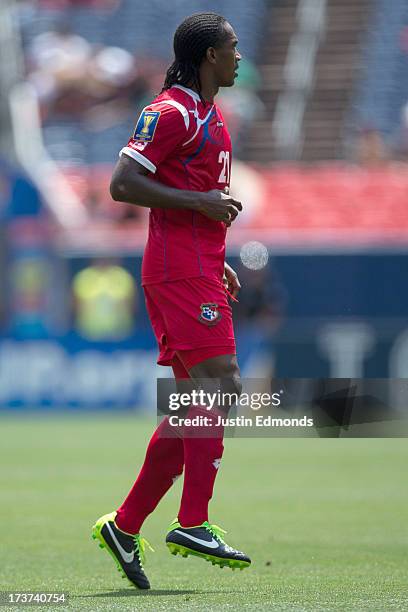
top-left (120, 102), bottom-right (189, 173)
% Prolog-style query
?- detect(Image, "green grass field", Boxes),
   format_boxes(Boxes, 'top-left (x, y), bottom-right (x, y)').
top-left (1, 414), bottom-right (407, 611)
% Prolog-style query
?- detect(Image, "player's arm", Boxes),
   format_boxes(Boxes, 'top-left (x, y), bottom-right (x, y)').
top-left (110, 155), bottom-right (242, 223)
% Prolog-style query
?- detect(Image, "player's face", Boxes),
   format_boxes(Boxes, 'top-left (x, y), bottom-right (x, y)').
top-left (214, 23), bottom-right (241, 87)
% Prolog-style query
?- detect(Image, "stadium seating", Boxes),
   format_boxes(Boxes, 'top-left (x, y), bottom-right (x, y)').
top-left (351, 0), bottom-right (408, 141)
top-left (19, 0), bottom-right (268, 164)
top-left (243, 0), bottom-right (372, 162)
top-left (21, 0), bottom-right (267, 60)
top-left (57, 162), bottom-right (408, 243)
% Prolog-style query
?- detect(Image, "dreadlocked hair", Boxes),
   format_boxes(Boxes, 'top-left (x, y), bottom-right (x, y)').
top-left (162, 12), bottom-right (229, 93)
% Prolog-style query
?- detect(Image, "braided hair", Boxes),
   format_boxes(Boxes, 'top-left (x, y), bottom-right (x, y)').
top-left (162, 12), bottom-right (229, 93)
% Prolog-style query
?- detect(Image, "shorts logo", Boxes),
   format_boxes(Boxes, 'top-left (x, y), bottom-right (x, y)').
top-left (133, 110), bottom-right (160, 142)
top-left (199, 303), bottom-right (221, 326)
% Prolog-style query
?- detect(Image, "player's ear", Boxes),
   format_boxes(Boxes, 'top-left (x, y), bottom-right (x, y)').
top-left (206, 46), bottom-right (217, 64)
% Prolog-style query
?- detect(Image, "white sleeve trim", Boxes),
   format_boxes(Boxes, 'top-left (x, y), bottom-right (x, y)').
top-left (120, 147), bottom-right (157, 174)
top-left (149, 100), bottom-right (189, 130)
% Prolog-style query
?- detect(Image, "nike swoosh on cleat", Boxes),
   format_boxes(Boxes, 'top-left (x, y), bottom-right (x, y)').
top-left (106, 522), bottom-right (134, 563)
top-left (174, 530), bottom-right (219, 548)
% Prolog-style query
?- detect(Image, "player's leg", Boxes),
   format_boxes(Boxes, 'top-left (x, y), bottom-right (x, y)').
top-left (166, 351), bottom-right (251, 570)
top-left (92, 355), bottom-right (188, 589)
top-left (115, 354), bottom-right (187, 533)
top-left (139, 278), bottom-right (250, 568)
top-left (178, 352), bottom-right (241, 527)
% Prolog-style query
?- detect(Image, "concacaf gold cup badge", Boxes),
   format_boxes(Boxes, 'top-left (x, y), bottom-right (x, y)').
top-left (133, 110), bottom-right (160, 142)
top-left (141, 115), bottom-right (155, 135)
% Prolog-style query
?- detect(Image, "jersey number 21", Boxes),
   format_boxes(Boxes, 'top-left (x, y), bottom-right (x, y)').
top-left (218, 151), bottom-right (230, 183)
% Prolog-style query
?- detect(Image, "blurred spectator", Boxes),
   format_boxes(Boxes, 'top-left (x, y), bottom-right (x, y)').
top-left (72, 259), bottom-right (136, 340)
top-left (235, 263), bottom-right (286, 335)
top-left (234, 262), bottom-right (287, 379)
top-left (392, 102), bottom-right (408, 161)
top-left (27, 21), bottom-right (147, 122)
top-left (354, 127), bottom-right (389, 166)
top-left (8, 254), bottom-right (52, 338)
top-left (28, 20), bottom-right (92, 107)
top-left (0, 162), bottom-right (51, 337)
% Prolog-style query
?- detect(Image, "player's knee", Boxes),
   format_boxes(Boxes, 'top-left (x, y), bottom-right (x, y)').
top-left (226, 370), bottom-right (242, 398)
top-left (215, 361), bottom-right (242, 412)
top-left (234, 375), bottom-right (242, 398)
top-left (203, 362), bottom-right (242, 397)
top-left (219, 359), bottom-right (242, 395)
top-left (223, 372), bottom-right (242, 413)
top-left (189, 354), bottom-right (242, 411)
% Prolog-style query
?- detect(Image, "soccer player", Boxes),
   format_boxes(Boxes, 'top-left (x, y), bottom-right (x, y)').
top-left (92, 12), bottom-right (251, 589)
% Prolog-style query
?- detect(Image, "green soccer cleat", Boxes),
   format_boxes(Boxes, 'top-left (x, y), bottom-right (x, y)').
top-left (166, 519), bottom-right (251, 570)
top-left (91, 511), bottom-right (152, 589)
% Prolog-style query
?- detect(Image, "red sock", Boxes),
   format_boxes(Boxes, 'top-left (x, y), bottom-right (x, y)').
top-left (116, 355), bottom-right (189, 534)
top-left (178, 406), bottom-right (224, 527)
top-left (115, 416), bottom-right (184, 534)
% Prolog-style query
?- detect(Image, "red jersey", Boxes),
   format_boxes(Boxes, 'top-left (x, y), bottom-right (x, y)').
top-left (120, 85), bottom-right (232, 285)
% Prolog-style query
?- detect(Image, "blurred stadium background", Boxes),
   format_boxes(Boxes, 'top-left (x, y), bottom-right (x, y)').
top-left (1, 0), bottom-right (408, 410)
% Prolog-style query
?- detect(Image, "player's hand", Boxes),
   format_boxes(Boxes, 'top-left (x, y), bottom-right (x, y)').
top-left (197, 189), bottom-right (242, 225)
top-left (223, 262), bottom-right (241, 298)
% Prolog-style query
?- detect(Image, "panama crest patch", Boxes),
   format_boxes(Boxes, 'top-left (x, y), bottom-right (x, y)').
top-left (199, 303), bottom-right (221, 326)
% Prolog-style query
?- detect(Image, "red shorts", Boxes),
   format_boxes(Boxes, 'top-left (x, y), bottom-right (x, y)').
top-left (143, 276), bottom-right (236, 370)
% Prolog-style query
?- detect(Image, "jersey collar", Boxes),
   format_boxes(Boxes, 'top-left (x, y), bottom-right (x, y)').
top-left (173, 84), bottom-right (202, 103)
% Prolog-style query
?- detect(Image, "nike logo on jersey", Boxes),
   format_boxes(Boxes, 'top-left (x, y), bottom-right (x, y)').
top-left (174, 530), bottom-right (219, 548)
top-left (217, 121), bottom-right (224, 127)
top-left (106, 522), bottom-right (135, 563)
